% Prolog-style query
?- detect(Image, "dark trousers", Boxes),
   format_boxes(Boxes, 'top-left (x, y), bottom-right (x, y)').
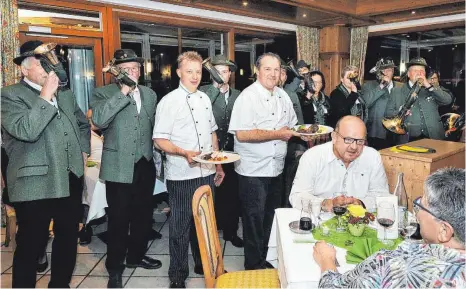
top-left (105, 158), bottom-right (156, 272)
top-left (12, 173), bottom-right (83, 288)
top-left (238, 174), bottom-right (283, 270)
top-left (214, 163), bottom-right (240, 238)
top-left (167, 174), bottom-right (214, 283)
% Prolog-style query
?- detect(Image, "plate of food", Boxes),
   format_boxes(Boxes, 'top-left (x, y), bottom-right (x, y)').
top-left (292, 124), bottom-right (334, 136)
top-left (193, 151), bottom-right (240, 165)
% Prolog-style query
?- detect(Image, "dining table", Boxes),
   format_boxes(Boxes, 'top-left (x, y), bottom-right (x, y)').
top-left (266, 208), bottom-right (356, 289)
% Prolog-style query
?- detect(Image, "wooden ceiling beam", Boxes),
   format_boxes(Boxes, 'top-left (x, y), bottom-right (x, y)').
top-left (272, 0), bottom-right (356, 16)
top-left (356, 0), bottom-right (464, 16)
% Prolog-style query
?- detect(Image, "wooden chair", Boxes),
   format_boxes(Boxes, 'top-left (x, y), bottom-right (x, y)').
top-left (192, 185), bottom-right (280, 288)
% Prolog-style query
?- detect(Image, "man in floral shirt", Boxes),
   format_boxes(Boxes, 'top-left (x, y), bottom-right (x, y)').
top-left (313, 167), bottom-right (465, 288)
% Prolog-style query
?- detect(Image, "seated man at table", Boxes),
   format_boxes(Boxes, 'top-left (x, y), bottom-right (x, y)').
top-left (313, 167), bottom-right (466, 288)
top-left (289, 116), bottom-right (389, 212)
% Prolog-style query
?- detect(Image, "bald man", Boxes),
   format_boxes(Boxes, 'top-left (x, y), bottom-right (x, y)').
top-left (289, 116), bottom-right (389, 212)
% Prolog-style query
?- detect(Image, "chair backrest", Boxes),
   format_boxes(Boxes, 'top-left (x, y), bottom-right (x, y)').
top-left (192, 185), bottom-right (225, 288)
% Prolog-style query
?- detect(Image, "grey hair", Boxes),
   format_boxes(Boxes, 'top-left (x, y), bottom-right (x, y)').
top-left (255, 52), bottom-right (281, 70)
top-left (424, 167), bottom-right (465, 245)
top-left (20, 56), bottom-right (35, 70)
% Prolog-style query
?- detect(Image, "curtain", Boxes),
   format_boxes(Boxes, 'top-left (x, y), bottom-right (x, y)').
top-left (68, 48), bottom-right (95, 113)
top-left (296, 26), bottom-right (319, 69)
top-left (349, 27), bottom-right (369, 82)
top-left (1, 0), bottom-right (21, 88)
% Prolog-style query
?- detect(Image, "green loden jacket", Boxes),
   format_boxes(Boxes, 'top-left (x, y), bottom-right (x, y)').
top-left (90, 84), bottom-right (157, 183)
top-left (385, 82), bottom-right (452, 140)
top-left (1, 80), bottom-right (90, 202)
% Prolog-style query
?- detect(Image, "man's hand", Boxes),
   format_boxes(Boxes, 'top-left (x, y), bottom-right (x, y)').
top-left (40, 71), bottom-right (59, 101)
top-left (278, 127), bottom-right (300, 141)
top-left (418, 75), bottom-right (431, 88)
top-left (183, 150), bottom-right (201, 165)
top-left (350, 82), bottom-right (358, 93)
top-left (322, 196), bottom-right (361, 211)
top-left (120, 84), bottom-right (132, 96)
top-left (214, 165), bottom-right (225, 187)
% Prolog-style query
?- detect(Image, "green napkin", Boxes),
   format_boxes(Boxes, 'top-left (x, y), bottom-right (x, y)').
top-left (345, 238), bottom-right (385, 264)
top-left (86, 160), bottom-right (98, 167)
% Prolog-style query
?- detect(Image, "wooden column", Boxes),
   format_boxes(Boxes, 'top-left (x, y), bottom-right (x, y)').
top-left (319, 26), bottom-right (350, 96)
top-left (177, 28), bottom-right (182, 54)
top-left (226, 29), bottom-right (235, 88)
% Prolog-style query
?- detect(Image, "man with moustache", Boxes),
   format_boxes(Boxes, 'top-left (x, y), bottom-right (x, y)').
top-left (290, 116), bottom-right (389, 212)
top-left (91, 49), bottom-right (161, 288)
top-left (385, 58), bottom-right (452, 142)
top-left (199, 55), bottom-right (243, 247)
top-left (362, 57), bottom-right (401, 150)
top-left (153, 51), bottom-right (225, 288)
top-left (1, 40), bottom-right (90, 288)
top-left (229, 52), bottom-right (299, 270)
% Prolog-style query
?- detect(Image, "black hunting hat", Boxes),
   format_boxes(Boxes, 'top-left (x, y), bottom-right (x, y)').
top-left (406, 57), bottom-right (428, 69)
top-left (369, 57), bottom-right (397, 74)
top-left (13, 40), bottom-right (44, 65)
top-left (211, 54), bottom-right (237, 72)
top-left (296, 60), bottom-right (311, 70)
top-left (113, 49), bottom-right (144, 65)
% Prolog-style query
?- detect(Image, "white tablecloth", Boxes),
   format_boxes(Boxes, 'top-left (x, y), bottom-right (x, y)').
top-left (83, 165), bottom-right (167, 224)
top-left (266, 208), bottom-right (356, 289)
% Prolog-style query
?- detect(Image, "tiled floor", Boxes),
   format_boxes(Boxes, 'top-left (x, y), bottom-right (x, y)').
top-left (0, 211), bottom-right (244, 288)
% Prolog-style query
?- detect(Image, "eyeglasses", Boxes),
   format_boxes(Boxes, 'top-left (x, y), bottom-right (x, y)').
top-left (413, 196), bottom-right (447, 222)
top-left (121, 66), bottom-right (140, 73)
top-left (334, 131), bottom-right (366, 145)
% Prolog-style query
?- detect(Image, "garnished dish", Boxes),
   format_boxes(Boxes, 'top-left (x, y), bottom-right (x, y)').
top-left (292, 124), bottom-right (334, 136)
top-left (193, 151), bottom-right (241, 165)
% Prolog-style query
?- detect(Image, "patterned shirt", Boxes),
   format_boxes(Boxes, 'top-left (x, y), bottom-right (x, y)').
top-left (319, 242), bottom-right (466, 288)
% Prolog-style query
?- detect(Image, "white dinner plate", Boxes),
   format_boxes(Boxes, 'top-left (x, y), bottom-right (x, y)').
top-left (193, 151), bottom-right (241, 165)
top-left (292, 124), bottom-right (334, 136)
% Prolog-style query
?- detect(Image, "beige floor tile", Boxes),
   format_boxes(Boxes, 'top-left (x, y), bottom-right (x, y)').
top-left (1, 252), bottom-right (13, 273)
top-left (78, 276), bottom-right (128, 288)
top-left (89, 255), bottom-right (135, 277)
top-left (35, 274), bottom-right (85, 288)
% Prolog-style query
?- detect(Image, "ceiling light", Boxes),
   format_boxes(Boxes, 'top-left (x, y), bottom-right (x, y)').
top-left (160, 53), bottom-right (164, 56)
top-left (242, 1), bottom-right (248, 6)
top-left (455, 45), bottom-right (458, 48)
top-left (302, 13), bottom-right (307, 18)
top-left (428, 49), bottom-right (432, 52)
top-left (411, 11), bottom-right (416, 14)
top-left (406, 35), bottom-right (410, 38)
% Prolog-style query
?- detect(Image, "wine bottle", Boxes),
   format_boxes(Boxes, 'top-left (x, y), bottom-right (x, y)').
top-left (394, 172), bottom-right (408, 229)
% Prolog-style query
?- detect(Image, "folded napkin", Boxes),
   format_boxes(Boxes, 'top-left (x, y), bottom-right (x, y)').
top-left (86, 160), bottom-right (98, 167)
top-left (293, 235), bottom-right (317, 244)
top-left (345, 238), bottom-right (384, 264)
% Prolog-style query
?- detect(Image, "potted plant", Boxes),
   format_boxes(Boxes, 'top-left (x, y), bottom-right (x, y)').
top-left (346, 204), bottom-right (375, 237)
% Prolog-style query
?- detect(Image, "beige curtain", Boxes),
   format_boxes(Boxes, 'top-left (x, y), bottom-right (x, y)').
top-left (349, 26), bottom-right (369, 82)
top-left (1, 0), bottom-right (21, 88)
top-left (296, 26), bottom-right (319, 69)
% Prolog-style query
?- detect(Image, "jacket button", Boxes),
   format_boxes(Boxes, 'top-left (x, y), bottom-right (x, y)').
top-left (64, 132), bottom-right (68, 136)
top-left (134, 127), bottom-right (137, 130)
top-left (41, 105), bottom-right (46, 109)
top-left (133, 102), bottom-right (136, 105)
top-left (142, 133), bottom-right (144, 136)
top-left (131, 153), bottom-right (135, 156)
top-left (57, 115), bottom-right (61, 119)
top-left (65, 148), bottom-right (68, 151)
top-left (67, 167), bottom-right (70, 171)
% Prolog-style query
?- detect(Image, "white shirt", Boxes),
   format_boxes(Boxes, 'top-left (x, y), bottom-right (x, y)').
top-left (224, 89), bottom-right (230, 105)
top-left (24, 77), bottom-right (58, 109)
top-left (289, 142), bottom-right (389, 209)
top-left (89, 130), bottom-right (103, 162)
top-left (152, 83), bottom-right (218, 181)
top-left (228, 81), bottom-right (298, 177)
top-left (130, 87), bottom-right (141, 113)
top-left (380, 81), bottom-right (394, 93)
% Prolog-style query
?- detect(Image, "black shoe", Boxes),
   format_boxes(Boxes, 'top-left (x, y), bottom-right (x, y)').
top-left (37, 254), bottom-right (48, 273)
top-left (169, 281), bottom-right (186, 288)
top-left (225, 235), bottom-right (244, 248)
top-left (194, 264), bottom-right (204, 275)
top-left (107, 272), bottom-right (123, 288)
top-left (126, 257), bottom-right (162, 269)
top-left (79, 226), bottom-right (93, 245)
top-left (148, 228), bottom-right (162, 240)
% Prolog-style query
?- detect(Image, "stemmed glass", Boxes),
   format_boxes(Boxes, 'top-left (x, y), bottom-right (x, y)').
top-left (332, 192), bottom-right (347, 232)
top-left (377, 202), bottom-right (396, 245)
top-left (402, 214), bottom-right (419, 241)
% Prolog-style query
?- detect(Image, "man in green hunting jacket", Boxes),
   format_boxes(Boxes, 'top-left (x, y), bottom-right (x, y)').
top-left (199, 54), bottom-right (243, 248)
top-left (1, 40), bottom-right (90, 288)
top-left (385, 57), bottom-right (452, 142)
top-left (91, 49), bottom-right (161, 288)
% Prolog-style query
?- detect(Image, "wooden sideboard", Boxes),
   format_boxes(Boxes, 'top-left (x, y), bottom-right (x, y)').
top-left (379, 139), bottom-right (465, 210)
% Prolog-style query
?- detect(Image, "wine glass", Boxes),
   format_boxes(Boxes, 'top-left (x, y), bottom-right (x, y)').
top-left (310, 199), bottom-right (322, 228)
top-left (377, 202), bottom-right (396, 245)
top-left (332, 192), bottom-right (347, 232)
top-left (403, 214), bottom-right (419, 241)
top-left (299, 199), bottom-right (313, 231)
